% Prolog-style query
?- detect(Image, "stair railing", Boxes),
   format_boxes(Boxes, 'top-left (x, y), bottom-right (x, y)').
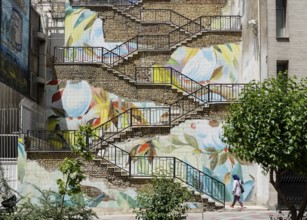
top-left (90, 107), bottom-right (171, 146)
top-left (26, 130), bottom-right (78, 151)
top-left (100, 142), bottom-right (131, 172)
top-left (129, 156), bottom-right (225, 205)
top-left (54, 47), bottom-right (206, 98)
top-left (108, 15), bottom-right (241, 55)
top-left (199, 16), bottom-right (242, 31)
top-left (70, 0), bottom-right (140, 7)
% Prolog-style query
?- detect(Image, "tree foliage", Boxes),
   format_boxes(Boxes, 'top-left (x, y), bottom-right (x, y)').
top-left (1, 125), bottom-right (98, 219)
top-left (223, 74), bottom-right (307, 220)
top-left (134, 171), bottom-right (193, 220)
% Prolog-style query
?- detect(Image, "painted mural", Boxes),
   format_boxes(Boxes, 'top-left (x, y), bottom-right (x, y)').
top-left (65, 0), bottom-right (135, 58)
top-left (0, 0), bottom-right (30, 95)
top-left (116, 119), bottom-right (255, 202)
top-left (46, 79), bottom-right (163, 134)
top-left (165, 44), bottom-right (240, 84)
top-left (17, 138), bottom-right (138, 210)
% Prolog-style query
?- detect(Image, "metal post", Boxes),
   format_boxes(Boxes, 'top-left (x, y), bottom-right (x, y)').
top-left (173, 157), bottom-right (176, 179)
top-left (208, 84), bottom-right (211, 103)
top-left (130, 109), bottom-right (133, 127)
top-left (129, 156), bottom-right (132, 177)
top-left (198, 170), bottom-right (201, 191)
top-left (169, 107), bottom-right (171, 126)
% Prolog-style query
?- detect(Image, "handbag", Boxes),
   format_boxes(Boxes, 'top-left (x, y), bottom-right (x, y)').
top-left (239, 182), bottom-right (245, 193)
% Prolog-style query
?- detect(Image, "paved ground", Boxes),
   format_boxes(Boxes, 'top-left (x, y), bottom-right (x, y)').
top-left (97, 206), bottom-right (284, 220)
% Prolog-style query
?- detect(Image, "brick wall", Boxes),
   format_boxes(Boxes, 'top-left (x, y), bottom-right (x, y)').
top-left (95, 1), bottom-right (223, 42)
top-left (54, 65), bottom-right (184, 104)
top-left (186, 32), bottom-right (241, 47)
top-left (143, 1), bottom-right (222, 19)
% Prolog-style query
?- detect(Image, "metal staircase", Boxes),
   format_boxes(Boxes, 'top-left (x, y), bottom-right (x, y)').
top-left (39, 0), bottom-right (243, 208)
top-left (69, 0), bottom-right (241, 57)
top-left (106, 15), bottom-right (241, 58)
top-left (25, 82), bottom-right (246, 208)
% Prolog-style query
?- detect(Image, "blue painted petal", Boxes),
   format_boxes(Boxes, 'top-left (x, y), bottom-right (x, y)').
top-left (242, 180), bottom-right (254, 201)
top-left (231, 163), bottom-right (243, 181)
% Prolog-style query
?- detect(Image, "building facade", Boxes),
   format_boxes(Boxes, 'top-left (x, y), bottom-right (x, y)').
top-left (4, 0), bottom-right (306, 215)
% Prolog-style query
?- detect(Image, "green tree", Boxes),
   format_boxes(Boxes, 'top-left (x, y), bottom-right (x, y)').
top-left (7, 125), bottom-right (98, 219)
top-left (134, 171), bottom-right (193, 220)
top-left (223, 74), bottom-right (307, 220)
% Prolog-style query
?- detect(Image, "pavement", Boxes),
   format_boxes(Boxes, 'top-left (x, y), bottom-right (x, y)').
top-left (95, 205), bottom-right (285, 220)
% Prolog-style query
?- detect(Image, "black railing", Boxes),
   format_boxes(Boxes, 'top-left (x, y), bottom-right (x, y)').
top-left (101, 143), bottom-right (130, 172)
top-left (26, 130), bottom-right (78, 151)
top-left (71, 0), bottom-right (140, 6)
top-left (91, 107), bottom-right (170, 147)
top-left (278, 170), bottom-right (307, 210)
top-left (200, 16), bottom-right (242, 31)
top-left (107, 15), bottom-right (241, 54)
top-left (54, 47), bottom-right (206, 96)
top-left (0, 135), bottom-right (18, 160)
top-left (26, 83), bottom-right (247, 152)
top-left (129, 156), bottom-right (225, 204)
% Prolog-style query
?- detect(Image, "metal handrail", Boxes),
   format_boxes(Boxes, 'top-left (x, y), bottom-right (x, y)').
top-left (54, 47), bottom-right (205, 97)
top-left (90, 107), bottom-right (171, 148)
top-left (107, 15), bottom-right (241, 54)
top-left (70, 0), bottom-right (140, 6)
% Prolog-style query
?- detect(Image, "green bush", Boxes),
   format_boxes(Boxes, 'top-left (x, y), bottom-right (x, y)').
top-left (134, 174), bottom-right (193, 220)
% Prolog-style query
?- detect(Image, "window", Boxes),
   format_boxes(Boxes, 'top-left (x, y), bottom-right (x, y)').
top-left (276, 0), bottom-right (288, 38)
top-left (277, 60), bottom-right (288, 77)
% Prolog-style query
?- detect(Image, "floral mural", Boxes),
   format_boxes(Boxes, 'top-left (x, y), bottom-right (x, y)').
top-left (165, 43), bottom-right (241, 84)
top-left (117, 119), bottom-right (255, 202)
top-left (65, 1), bottom-right (134, 54)
top-left (17, 139), bottom-right (137, 209)
top-left (46, 80), bottom-right (164, 147)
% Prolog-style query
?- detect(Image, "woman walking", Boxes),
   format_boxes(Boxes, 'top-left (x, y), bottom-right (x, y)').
top-left (230, 174), bottom-right (244, 208)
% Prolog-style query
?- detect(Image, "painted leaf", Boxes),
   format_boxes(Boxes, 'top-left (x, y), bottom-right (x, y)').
top-left (219, 152), bottom-right (228, 165)
top-left (229, 71), bottom-right (236, 83)
top-left (213, 45), bottom-right (222, 53)
top-left (242, 180), bottom-right (254, 201)
top-left (210, 153), bottom-right (218, 170)
top-left (171, 135), bottom-right (186, 145)
top-left (228, 153), bottom-right (236, 165)
top-left (117, 192), bottom-right (136, 208)
top-left (235, 156), bottom-right (251, 166)
top-left (205, 147), bottom-right (217, 153)
top-left (184, 133), bottom-right (199, 149)
top-left (158, 145), bottom-right (177, 154)
top-left (202, 166), bottom-right (213, 176)
top-left (224, 172), bottom-right (231, 184)
top-left (52, 90), bottom-right (64, 102)
top-left (233, 57), bottom-right (239, 70)
top-left (231, 163), bottom-right (243, 180)
top-left (226, 44), bottom-right (233, 52)
top-left (209, 119), bottom-right (219, 127)
top-left (210, 66), bottom-right (223, 81)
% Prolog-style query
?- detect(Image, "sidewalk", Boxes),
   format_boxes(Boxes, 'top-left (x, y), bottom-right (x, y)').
top-left (97, 205), bottom-right (277, 220)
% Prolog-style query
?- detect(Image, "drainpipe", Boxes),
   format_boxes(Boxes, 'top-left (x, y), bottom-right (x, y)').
top-left (258, 0), bottom-right (261, 82)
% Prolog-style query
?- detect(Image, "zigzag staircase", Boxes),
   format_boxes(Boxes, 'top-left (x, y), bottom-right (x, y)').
top-left (48, 0), bottom-right (243, 209)
top-left (70, 0), bottom-right (241, 58)
top-left (102, 15), bottom-right (241, 59)
top-left (26, 82), bottom-right (246, 209)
